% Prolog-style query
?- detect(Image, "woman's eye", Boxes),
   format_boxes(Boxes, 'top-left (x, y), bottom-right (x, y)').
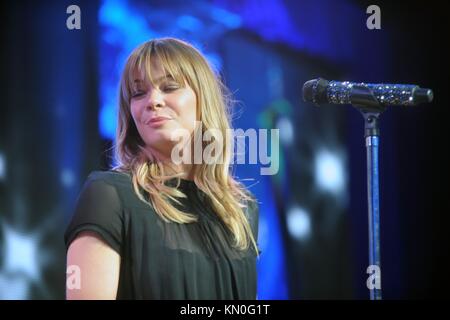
top-left (163, 85), bottom-right (178, 92)
top-left (131, 91), bottom-right (145, 98)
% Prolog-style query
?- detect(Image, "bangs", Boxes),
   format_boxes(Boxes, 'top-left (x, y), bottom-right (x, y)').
top-left (123, 42), bottom-right (190, 101)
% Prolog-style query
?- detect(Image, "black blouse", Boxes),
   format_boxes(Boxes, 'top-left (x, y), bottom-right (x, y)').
top-left (64, 170), bottom-right (259, 299)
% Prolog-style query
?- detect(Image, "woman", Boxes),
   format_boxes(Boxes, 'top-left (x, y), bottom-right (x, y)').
top-left (64, 37), bottom-right (260, 300)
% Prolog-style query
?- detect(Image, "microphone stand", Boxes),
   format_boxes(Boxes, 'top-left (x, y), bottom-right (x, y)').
top-left (352, 85), bottom-right (386, 300)
top-left (305, 79), bottom-right (433, 299)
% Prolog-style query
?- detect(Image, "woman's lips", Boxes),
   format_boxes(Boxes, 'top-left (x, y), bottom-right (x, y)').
top-left (146, 116), bottom-right (172, 127)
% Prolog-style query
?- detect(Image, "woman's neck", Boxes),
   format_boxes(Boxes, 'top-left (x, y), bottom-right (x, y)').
top-left (143, 147), bottom-right (195, 181)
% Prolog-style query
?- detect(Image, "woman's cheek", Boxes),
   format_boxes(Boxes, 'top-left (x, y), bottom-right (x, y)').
top-left (131, 103), bottom-right (143, 124)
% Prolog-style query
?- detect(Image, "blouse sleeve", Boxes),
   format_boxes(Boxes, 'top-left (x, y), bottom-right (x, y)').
top-left (64, 173), bottom-right (124, 255)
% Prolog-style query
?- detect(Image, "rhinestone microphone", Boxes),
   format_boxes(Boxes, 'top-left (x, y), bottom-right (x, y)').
top-left (303, 78), bottom-right (433, 106)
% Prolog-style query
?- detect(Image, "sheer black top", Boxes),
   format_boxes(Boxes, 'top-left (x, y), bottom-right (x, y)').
top-left (64, 170), bottom-right (259, 299)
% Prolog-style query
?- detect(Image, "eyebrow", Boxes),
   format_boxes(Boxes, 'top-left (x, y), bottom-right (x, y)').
top-left (133, 75), bottom-right (175, 85)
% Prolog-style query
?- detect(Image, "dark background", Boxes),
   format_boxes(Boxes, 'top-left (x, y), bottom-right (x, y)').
top-left (0, 0), bottom-right (449, 299)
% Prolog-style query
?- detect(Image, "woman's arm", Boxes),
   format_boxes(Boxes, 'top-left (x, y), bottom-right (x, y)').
top-left (66, 231), bottom-right (121, 300)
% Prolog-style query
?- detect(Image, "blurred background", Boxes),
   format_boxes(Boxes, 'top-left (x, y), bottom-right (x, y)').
top-left (0, 0), bottom-right (448, 299)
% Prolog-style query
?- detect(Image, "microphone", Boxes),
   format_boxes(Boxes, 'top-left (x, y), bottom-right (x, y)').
top-left (303, 78), bottom-right (433, 107)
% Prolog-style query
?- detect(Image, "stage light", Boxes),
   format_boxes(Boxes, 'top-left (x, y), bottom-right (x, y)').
top-left (0, 219), bottom-right (59, 299)
top-left (0, 273), bottom-right (29, 300)
top-left (286, 206), bottom-right (311, 240)
top-left (314, 150), bottom-right (345, 194)
top-left (2, 225), bottom-right (41, 283)
top-left (276, 117), bottom-right (294, 146)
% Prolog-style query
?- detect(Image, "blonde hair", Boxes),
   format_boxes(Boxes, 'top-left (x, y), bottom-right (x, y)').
top-left (113, 37), bottom-right (258, 254)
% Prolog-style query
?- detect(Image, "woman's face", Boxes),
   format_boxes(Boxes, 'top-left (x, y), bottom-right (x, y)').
top-left (130, 59), bottom-right (197, 159)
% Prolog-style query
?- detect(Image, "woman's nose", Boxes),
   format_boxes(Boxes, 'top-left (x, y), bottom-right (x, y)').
top-left (146, 90), bottom-right (164, 110)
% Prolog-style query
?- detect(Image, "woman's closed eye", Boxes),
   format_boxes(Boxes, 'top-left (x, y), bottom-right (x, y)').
top-left (131, 91), bottom-right (145, 98)
top-left (131, 83), bottom-right (180, 99)
top-left (162, 83), bottom-right (180, 92)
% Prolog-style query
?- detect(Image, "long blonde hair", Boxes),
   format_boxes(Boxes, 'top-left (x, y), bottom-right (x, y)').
top-left (113, 37), bottom-right (258, 254)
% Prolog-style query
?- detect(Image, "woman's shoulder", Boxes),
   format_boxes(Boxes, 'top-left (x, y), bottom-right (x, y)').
top-left (83, 169), bottom-right (149, 210)
top-left (86, 169), bottom-right (131, 184)
top-left (79, 170), bottom-right (134, 204)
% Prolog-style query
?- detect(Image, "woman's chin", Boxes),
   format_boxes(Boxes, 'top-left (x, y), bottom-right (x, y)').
top-left (143, 141), bottom-right (176, 158)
